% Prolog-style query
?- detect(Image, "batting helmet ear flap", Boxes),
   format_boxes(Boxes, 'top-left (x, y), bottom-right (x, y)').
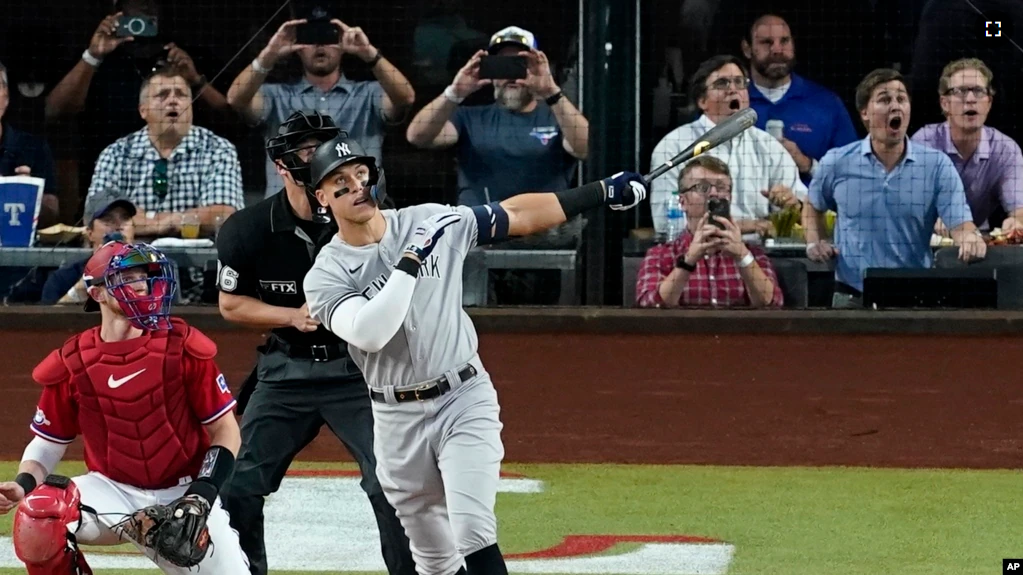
top-left (303, 183), bottom-right (333, 224)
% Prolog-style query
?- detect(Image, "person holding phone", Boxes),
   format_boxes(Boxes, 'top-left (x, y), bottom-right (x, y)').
top-left (45, 0), bottom-right (235, 198)
top-left (636, 156), bottom-right (782, 309)
top-left (406, 26), bottom-right (589, 206)
top-left (405, 26), bottom-right (590, 304)
top-left (226, 5), bottom-right (416, 199)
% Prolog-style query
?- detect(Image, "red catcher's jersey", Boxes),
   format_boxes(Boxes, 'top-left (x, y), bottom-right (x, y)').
top-left (29, 318), bottom-right (236, 489)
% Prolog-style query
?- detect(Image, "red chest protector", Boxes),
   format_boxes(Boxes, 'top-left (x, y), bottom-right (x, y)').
top-left (46, 318), bottom-right (213, 489)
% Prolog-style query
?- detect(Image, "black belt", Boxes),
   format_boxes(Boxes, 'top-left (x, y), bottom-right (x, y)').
top-left (268, 334), bottom-right (346, 362)
top-left (370, 364), bottom-right (478, 403)
top-left (834, 282), bottom-right (862, 298)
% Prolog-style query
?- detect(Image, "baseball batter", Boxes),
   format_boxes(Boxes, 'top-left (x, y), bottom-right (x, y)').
top-left (302, 133), bottom-right (647, 574)
top-left (0, 241), bottom-right (249, 575)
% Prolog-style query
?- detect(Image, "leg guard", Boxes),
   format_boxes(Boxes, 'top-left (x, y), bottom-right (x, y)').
top-left (13, 475), bottom-right (92, 575)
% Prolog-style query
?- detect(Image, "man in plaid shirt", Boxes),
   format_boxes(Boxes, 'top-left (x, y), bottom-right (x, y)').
top-left (636, 156), bottom-right (783, 308)
top-left (86, 68), bottom-right (244, 239)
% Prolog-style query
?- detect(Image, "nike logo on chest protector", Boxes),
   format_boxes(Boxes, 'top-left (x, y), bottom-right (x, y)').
top-left (108, 368), bottom-right (146, 389)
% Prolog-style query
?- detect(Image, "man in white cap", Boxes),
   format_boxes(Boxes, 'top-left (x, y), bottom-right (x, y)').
top-left (407, 25), bottom-right (589, 206)
top-left (406, 25), bottom-right (591, 304)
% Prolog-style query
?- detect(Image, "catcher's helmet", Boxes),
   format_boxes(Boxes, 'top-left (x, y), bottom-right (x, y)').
top-left (82, 241), bottom-right (177, 331)
top-left (308, 134), bottom-right (387, 206)
top-left (266, 111), bottom-right (343, 185)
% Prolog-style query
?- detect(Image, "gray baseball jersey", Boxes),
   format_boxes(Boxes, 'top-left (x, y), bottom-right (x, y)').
top-left (304, 203), bottom-right (481, 388)
top-left (304, 202), bottom-right (506, 574)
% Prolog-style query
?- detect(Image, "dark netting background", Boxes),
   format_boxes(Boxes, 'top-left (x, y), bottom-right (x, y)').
top-left (0, 0), bottom-right (1021, 308)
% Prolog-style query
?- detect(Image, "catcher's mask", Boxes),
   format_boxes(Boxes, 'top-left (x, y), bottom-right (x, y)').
top-left (308, 134), bottom-right (387, 208)
top-left (83, 241), bottom-right (177, 331)
top-left (266, 111), bottom-right (343, 223)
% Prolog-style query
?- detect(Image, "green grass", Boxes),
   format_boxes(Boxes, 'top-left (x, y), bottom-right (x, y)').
top-left (0, 462), bottom-right (1018, 574)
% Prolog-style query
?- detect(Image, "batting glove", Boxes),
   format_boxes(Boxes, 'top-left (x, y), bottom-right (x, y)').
top-left (602, 171), bottom-right (647, 211)
top-left (404, 212), bottom-right (462, 262)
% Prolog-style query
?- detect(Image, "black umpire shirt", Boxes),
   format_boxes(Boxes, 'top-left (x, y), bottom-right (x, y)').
top-left (215, 189), bottom-right (360, 377)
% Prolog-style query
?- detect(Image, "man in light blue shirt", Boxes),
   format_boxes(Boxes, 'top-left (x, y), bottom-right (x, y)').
top-left (802, 68), bottom-right (987, 307)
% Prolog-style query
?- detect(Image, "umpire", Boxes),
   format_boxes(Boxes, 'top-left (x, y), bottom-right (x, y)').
top-left (215, 111), bottom-right (414, 575)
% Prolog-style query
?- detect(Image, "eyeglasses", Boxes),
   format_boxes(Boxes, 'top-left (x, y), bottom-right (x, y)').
top-left (153, 159), bottom-right (169, 200)
top-left (682, 181), bottom-right (731, 195)
top-left (708, 76), bottom-right (749, 91)
top-left (944, 86), bottom-right (990, 98)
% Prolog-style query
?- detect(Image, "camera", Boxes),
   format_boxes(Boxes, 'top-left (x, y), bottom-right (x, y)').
top-left (707, 197), bottom-right (730, 230)
top-left (116, 14), bottom-right (158, 38)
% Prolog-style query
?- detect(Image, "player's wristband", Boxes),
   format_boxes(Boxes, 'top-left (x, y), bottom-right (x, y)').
top-left (185, 446), bottom-right (235, 504)
top-left (15, 472), bottom-right (37, 495)
top-left (554, 181), bottom-right (605, 220)
top-left (395, 255), bottom-right (421, 278)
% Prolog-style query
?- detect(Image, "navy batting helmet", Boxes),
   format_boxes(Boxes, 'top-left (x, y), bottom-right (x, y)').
top-left (266, 111), bottom-right (343, 185)
top-left (308, 134), bottom-right (387, 206)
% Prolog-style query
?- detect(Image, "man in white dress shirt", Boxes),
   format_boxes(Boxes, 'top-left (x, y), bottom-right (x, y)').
top-left (649, 55), bottom-right (807, 237)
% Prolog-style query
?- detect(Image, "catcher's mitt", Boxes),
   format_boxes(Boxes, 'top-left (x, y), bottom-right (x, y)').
top-left (118, 495), bottom-right (212, 568)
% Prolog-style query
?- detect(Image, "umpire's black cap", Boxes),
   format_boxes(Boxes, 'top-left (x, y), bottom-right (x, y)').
top-left (308, 134), bottom-right (386, 205)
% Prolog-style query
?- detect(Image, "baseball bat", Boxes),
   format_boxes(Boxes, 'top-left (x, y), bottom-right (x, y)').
top-left (643, 108), bottom-right (759, 185)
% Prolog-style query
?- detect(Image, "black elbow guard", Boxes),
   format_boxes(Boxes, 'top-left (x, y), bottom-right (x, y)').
top-left (554, 181), bottom-right (605, 219)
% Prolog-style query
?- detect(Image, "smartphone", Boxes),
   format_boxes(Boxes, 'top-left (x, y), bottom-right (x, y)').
top-left (478, 55), bottom-right (527, 80)
top-left (296, 19), bottom-right (338, 46)
top-left (707, 197), bottom-right (731, 230)
top-left (116, 14), bottom-right (158, 38)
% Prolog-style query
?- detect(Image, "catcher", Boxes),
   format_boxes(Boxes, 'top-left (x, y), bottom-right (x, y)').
top-left (0, 240), bottom-right (249, 574)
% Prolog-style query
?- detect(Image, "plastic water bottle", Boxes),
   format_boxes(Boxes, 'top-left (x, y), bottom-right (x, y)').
top-left (664, 191), bottom-right (685, 241)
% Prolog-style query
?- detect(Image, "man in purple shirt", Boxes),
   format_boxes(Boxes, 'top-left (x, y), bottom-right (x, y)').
top-left (911, 57), bottom-right (1023, 233)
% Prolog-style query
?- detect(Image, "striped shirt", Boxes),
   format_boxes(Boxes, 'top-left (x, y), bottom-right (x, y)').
top-left (87, 125), bottom-right (245, 213)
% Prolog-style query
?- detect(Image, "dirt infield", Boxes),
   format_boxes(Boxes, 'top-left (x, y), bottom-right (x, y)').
top-left (3, 328), bottom-right (1022, 469)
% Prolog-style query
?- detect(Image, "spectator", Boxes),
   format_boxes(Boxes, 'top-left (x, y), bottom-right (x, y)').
top-left (44, 0), bottom-right (233, 205)
top-left (43, 189), bottom-right (138, 306)
top-left (911, 58), bottom-right (1023, 234)
top-left (649, 55), bottom-right (806, 238)
top-left (227, 11), bottom-right (416, 198)
top-left (406, 26), bottom-right (588, 206)
top-left (636, 155), bottom-right (782, 309)
top-left (406, 26), bottom-right (589, 305)
top-left (86, 68), bottom-right (244, 239)
top-left (0, 60), bottom-right (59, 226)
top-left (741, 14), bottom-right (859, 185)
top-left (803, 68), bottom-right (987, 308)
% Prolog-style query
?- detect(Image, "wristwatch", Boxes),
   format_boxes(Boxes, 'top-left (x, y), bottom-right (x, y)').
top-left (366, 51), bottom-right (383, 67)
top-left (545, 91), bottom-right (565, 106)
top-left (675, 254), bottom-right (696, 272)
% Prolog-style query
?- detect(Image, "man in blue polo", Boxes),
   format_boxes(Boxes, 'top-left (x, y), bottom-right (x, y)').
top-left (802, 68), bottom-right (987, 308)
top-left (741, 14), bottom-right (859, 185)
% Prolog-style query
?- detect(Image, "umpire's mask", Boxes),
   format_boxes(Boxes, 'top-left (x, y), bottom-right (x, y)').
top-left (266, 111), bottom-right (343, 224)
